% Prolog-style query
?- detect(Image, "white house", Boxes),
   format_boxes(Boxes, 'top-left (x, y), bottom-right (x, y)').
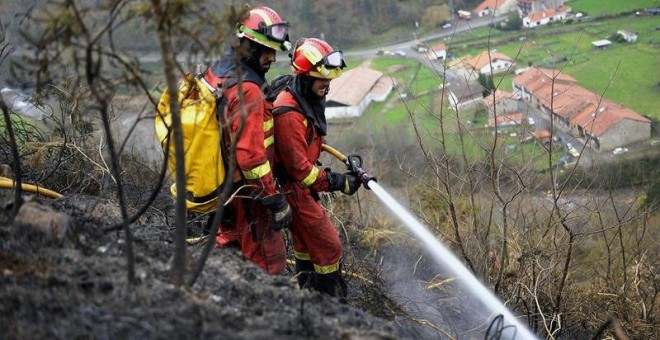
top-left (426, 43), bottom-right (447, 61)
top-left (616, 30), bottom-right (638, 42)
top-left (466, 50), bottom-right (514, 75)
top-left (325, 67), bottom-right (393, 119)
top-left (522, 6), bottom-right (571, 28)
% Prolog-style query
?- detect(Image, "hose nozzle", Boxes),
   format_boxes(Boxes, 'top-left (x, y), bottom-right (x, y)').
top-left (347, 154), bottom-right (376, 190)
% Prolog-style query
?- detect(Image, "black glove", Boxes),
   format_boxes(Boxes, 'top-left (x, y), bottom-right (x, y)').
top-left (264, 74), bottom-right (293, 102)
top-left (260, 193), bottom-right (292, 231)
top-left (326, 170), bottom-right (360, 196)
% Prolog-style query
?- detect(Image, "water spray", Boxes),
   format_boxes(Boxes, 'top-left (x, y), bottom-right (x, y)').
top-left (322, 144), bottom-right (538, 340)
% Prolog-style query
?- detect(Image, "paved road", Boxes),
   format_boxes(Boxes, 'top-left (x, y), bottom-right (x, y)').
top-left (343, 14), bottom-right (508, 86)
top-left (344, 14), bottom-right (508, 61)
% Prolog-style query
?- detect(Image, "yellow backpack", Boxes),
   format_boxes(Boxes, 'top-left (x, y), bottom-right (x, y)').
top-left (154, 73), bottom-right (227, 213)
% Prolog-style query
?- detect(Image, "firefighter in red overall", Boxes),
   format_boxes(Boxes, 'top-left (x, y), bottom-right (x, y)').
top-left (201, 6), bottom-right (292, 275)
top-left (273, 38), bottom-right (361, 298)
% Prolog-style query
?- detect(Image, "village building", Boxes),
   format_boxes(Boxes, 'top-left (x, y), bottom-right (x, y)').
top-left (426, 42), bottom-right (447, 61)
top-left (446, 80), bottom-right (484, 112)
top-left (512, 68), bottom-right (651, 151)
top-left (325, 67), bottom-right (394, 119)
top-left (465, 50), bottom-right (515, 75)
top-left (522, 6), bottom-right (571, 28)
top-left (488, 112), bottom-right (525, 128)
top-left (571, 102), bottom-right (651, 150)
top-left (483, 90), bottom-right (520, 116)
top-left (616, 30), bottom-right (638, 42)
top-left (473, 0), bottom-right (518, 17)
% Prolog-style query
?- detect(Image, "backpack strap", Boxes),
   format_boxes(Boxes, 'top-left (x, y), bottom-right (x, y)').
top-left (272, 105), bottom-right (303, 117)
top-left (272, 105), bottom-right (316, 146)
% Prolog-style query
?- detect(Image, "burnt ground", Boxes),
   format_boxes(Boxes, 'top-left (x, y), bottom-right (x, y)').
top-left (0, 192), bottom-right (407, 340)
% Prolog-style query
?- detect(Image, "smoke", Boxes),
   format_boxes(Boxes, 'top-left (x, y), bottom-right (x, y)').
top-left (368, 181), bottom-right (536, 339)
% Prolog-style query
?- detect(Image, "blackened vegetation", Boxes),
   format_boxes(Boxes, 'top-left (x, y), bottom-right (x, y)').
top-left (0, 193), bottom-right (405, 339)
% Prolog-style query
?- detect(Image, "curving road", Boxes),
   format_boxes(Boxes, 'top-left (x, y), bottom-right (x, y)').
top-left (344, 14), bottom-right (509, 61)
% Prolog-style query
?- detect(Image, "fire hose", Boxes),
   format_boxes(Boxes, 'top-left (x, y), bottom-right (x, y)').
top-left (0, 176), bottom-right (63, 199)
top-left (320, 144), bottom-right (377, 189)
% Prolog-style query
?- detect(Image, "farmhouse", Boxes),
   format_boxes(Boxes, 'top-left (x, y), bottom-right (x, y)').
top-left (473, 0), bottom-right (517, 17)
top-left (571, 102), bottom-right (651, 150)
top-left (465, 50), bottom-right (514, 75)
top-left (325, 67), bottom-right (393, 119)
top-left (616, 30), bottom-right (638, 42)
top-left (512, 68), bottom-right (651, 151)
top-left (522, 6), bottom-right (571, 28)
top-left (426, 43), bottom-right (447, 61)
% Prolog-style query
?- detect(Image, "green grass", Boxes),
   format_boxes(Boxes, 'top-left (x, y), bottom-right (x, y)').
top-left (570, 0), bottom-right (658, 17)
top-left (491, 15), bottom-right (660, 118)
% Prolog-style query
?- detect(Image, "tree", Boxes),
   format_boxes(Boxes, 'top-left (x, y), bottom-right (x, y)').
top-left (478, 73), bottom-right (495, 96)
top-left (497, 12), bottom-right (523, 31)
top-left (421, 5), bottom-right (451, 28)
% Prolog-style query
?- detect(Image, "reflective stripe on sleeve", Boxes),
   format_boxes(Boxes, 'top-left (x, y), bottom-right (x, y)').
top-left (299, 166), bottom-right (320, 188)
top-left (264, 135), bottom-right (274, 149)
top-left (242, 162), bottom-right (272, 180)
top-left (263, 118), bottom-right (274, 131)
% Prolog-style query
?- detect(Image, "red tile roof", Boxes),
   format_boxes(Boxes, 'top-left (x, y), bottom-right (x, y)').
top-left (526, 6), bottom-right (571, 22)
top-left (430, 43), bottom-right (446, 52)
top-left (532, 129), bottom-right (551, 139)
top-left (514, 68), bottom-right (650, 135)
top-left (475, 0), bottom-right (504, 13)
top-left (513, 68), bottom-right (576, 89)
top-left (571, 100), bottom-right (651, 136)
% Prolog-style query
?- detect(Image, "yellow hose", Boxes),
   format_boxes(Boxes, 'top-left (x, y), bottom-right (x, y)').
top-left (321, 144), bottom-right (347, 163)
top-left (0, 176), bottom-right (63, 199)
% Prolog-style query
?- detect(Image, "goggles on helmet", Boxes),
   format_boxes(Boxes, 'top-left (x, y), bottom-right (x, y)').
top-left (314, 50), bottom-right (346, 69)
top-left (258, 22), bottom-right (289, 42)
top-left (238, 23), bottom-right (291, 51)
top-left (311, 50), bottom-right (346, 79)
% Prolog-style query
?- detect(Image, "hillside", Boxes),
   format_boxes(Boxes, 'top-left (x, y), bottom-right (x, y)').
top-left (0, 193), bottom-right (405, 339)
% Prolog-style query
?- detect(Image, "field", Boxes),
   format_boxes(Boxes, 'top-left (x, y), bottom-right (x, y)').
top-left (443, 15), bottom-right (660, 119)
top-left (569, 0), bottom-right (659, 16)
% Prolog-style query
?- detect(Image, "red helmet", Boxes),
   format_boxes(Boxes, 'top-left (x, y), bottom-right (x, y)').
top-left (237, 6), bottom-right (291, 52)
top-left (290, 38), bottom-right (346, 79)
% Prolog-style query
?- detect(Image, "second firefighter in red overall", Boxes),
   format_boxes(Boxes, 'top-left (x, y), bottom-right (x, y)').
top-left (273, 38), bottom-right (361, 298)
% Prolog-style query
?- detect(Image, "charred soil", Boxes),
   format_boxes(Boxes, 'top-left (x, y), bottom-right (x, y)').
top-left (0, 193), bottom-right (405, 340)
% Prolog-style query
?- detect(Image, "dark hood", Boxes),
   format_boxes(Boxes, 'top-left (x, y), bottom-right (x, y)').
top-left (288, 75), bottom-right (327, 136)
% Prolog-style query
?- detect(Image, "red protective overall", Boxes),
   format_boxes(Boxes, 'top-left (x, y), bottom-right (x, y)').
top-left (272, 90), bottom-right (342, 276)
top-left (203, 62), bottom-right (286, 275)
